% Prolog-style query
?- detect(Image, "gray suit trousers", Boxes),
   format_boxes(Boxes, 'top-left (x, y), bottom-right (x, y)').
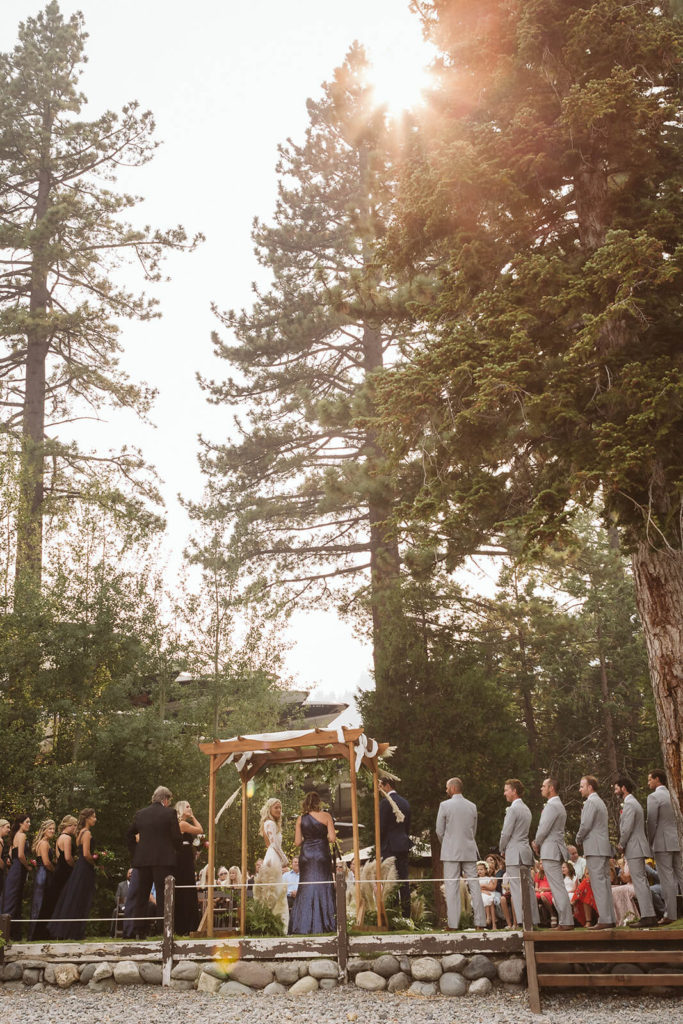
top-left (627, 856), bottom-right (655, 919)
top-left (443, 861), bottom-right (486, 928)
top-left (656, 851), bottom-right (683, 920)
top-left (507, 863), bottom-right (539, 926)
top-left (542, 858), bottom-right (573, 926)
top-left (585, 855), bottom-right (615, 924)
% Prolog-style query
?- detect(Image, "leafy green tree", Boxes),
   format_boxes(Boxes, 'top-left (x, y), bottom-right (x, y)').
top-left (380, 0), bottom-right (683, 826)
top-left (0, 2), bottom-right (200, 596)
top-left (197, 44), bottom-right (421, 700)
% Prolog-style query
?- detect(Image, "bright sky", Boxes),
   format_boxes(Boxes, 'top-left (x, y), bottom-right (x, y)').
top-left (0, 1), bottom-right (441, 722)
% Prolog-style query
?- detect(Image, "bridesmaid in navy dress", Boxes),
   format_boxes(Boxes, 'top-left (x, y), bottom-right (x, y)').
top-left (49, 808), bottom-right (97, 940)
top-left (1, 813), bottom-right (31, 939)
top-left (288, 791), bottom-right (336, 934)
top-left (51, 815), bottom-right (78, 907)
top-left (28, 819), bottom-right (56, 940)
top-left (0, 818), bottom-right (10, 904)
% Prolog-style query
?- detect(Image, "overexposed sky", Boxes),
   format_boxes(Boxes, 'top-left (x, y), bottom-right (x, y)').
top-left (0, 1), bottom-right (440, 717)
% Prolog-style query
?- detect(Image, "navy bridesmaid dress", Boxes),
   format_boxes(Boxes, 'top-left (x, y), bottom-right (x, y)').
top-left (48, 840), bottom-right (96, 940)
top-left (1, 846), bottom-right (28, 940)
top-left (288, 814), bottom-right (336, 934)
top-left (29, 846), bottom-right (56, 940)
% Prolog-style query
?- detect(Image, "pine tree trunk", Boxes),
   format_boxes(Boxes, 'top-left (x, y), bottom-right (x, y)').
top-left (15, 129), bottom-right (52, 600)
top-left (596, 619), bottom-right (619, 779)
top-left (631, 543), bottom-right (683, 840)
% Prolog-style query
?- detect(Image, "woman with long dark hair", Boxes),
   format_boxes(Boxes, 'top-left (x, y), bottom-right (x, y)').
top-left (0, 818), bottom-right (10, 904)
top-left (174, 800), bottom-right (202, 935)
top-left (28, 819), bottom-right (56, 940)
top-left (288, 791), bottom-right (336, 934)
top-left (49, 808), bottom-right (97, 940)
top-left (1, 814), bottom-right (31, 939)
top-left (52, 815), bottom-right (78, 906)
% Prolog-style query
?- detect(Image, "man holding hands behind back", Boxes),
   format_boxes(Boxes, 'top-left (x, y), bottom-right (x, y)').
top-left (127, 785), bottom-right (182, 929)
top-left (436, 777), bottom-right (486, 930)
top-left (576, 775), bottom-right (615, 929)
top-left (500, 778), bottom-right (539, 927)
top-left (532, 777), bottom-right (573, 929)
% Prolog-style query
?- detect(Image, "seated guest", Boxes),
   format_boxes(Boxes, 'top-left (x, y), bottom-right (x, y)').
top-left (611, 858), bottom-right (639, 926)
top-left (534, 861), bottom-right (554, 926)
top-left (486, 853), bottom-right (512, 927)
top-left (111, 868), bottom-right (132, 937)
top-left (562, 861), bottom-right (577, 896)
top-left (283, 855), bottom-right (300, 910)
top-left (567, 845), bottom-right (586, 881)
top-left (571, 868), bottom-right (597, 926)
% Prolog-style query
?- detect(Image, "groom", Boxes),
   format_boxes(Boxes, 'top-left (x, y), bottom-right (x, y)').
top-left (379, 777), bottom-right (413, 917)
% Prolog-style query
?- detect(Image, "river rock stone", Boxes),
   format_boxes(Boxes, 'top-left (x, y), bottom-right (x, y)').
top-left (139, 963), bottom-right (162, 985)
top-left (468, 976), bottom-right (493, 995)
top-left (408, 980), bottom-right (438, 996)
top-left (308, 959), bottom-right (338, 980)
top-left (263, 981), bottom-right (288, 995)
top-left (88, 977), bottom-right (116, 992)
top-left (497, 957), bottom-right (525, 984)
top-left (201, 962), bottom-right (229, 980)
top-left (92, 962), bottom-right (113, 982)
top-left (227, 961), bottom-right (274, 989)
top-left (346, 958), bottom-right (366, 978)
top-left (170, 979), bottom-right (195, 991)
top-left (79, 964), bottom-right (98, 984)
top-left (387, 972), bottom-right (411, 993)
top-left (0, 963), bottom-right (23, 982)
top-left (274, 961), bottom-right (300, 985)
top-left (439, 972), bottom-right (467, 996)
top-left (355, 971), bottom-right (386, 992)
top-left (442, 953), bottom-right (468, 974)
top-left (399, 956), bottom-right (412, 973)
top-left (197, 971), bottom-right (223, 994)
top-left (1, 982), bottom-right (25, 992)
top-left (114, 961), bottom-right (141, 985)
top-left (22, 969), bottom-right (41, 986)
top-left (171, 961), bottom-right (200, 981)
top-left (410, 956), bottom-right (442, 981)
top-left (372, 954), bottom-right (400, 978)
top-left (289, 975), bottom-right (319, 994)
top-left (43, 965), bottom-right (56, 985)
top-left (610, 963), bottom-right (645, 974)
top-left (219, 980), bottom-right (253, 996)
top-left (319, 978), bottom-right (338, 990)
top-left (463, 954), bottom-right (496, 980)
top-left (54, 964), bottom-right (79, 989)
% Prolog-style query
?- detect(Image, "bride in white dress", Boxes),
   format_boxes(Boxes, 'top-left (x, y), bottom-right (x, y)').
top-left (255, 797), bottom-right (289, 932)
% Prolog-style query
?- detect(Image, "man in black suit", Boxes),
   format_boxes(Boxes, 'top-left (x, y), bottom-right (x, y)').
top-left (126, 785), bottom-right (182, 933)
top-left (379, 777), bottom-right (413, 918)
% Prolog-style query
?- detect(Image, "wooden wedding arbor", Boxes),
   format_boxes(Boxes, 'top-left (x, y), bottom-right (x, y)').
top-left (198, 726), bottom-right (392, 937)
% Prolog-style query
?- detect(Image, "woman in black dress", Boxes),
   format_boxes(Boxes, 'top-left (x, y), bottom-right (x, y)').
top-left (29, 818), bottom-right (56, 940)
top-left (174, 800), bottom-right (202, 935)
top-left (48, 808), bottom-right (97, 940)
top-left (52, 815), bottom-right (77, 906)
top-left (288, 791), bottom-right (336, 934)
top-left (0, 818), bottom-right (10, 904)
top-left (1, 813), bottom-right (31, 939)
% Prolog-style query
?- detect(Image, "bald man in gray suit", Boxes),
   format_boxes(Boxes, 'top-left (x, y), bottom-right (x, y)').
top-left (614, 776), bottom-right (657, 927)
top-left (436, 777), bottom-right (486, 930)
top-left (500, 778), bottom-right (539, 927)
top-left (647, 768), bottom-right (683, 924)
top-left (576, 774), bottom-right (615, 928)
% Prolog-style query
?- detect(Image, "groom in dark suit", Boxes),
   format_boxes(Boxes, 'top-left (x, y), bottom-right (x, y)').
top-left (126, 785), bottom-right (182, 932)
top-left (379, 777), bottom-right (413, 917)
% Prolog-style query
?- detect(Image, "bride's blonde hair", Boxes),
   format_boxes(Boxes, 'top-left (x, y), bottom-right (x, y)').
top-left (259, 797), bottom-right (282, 837)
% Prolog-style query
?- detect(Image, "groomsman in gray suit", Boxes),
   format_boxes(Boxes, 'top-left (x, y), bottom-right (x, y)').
top-left (576, 775), bottom-right (615, 928)
top-left (532, 777), bottom-right (573, 928)
top-left (647, 768), bottom-right (683, 924)
top-left (614, 776), bottom-right (658, 927)
top-left (500, 779), bottom-right (539, 927)
top-left (436, 777), bottom-right (486, 930)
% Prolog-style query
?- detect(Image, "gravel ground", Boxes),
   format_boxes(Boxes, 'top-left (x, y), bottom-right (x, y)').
top-left (0, 986), bottom-right (681, 1024)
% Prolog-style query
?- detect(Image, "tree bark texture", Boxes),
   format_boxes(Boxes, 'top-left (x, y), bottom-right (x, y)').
top-left (631, 543), bottom-right (683, 841)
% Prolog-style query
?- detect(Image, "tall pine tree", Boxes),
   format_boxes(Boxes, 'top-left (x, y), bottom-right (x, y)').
top-left (380, 1), bottom-right (683, 825)
top-left (198, 46), bottom-right (418, 699)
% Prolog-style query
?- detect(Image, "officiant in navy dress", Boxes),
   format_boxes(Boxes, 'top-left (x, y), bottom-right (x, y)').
top-left (379, 777), bottom-right (413, 917)
top-left (288, 791), bottom-right (336, 934)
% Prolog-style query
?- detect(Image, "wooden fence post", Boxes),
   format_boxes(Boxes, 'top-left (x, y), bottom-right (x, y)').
top-left (0, 914), bottom-right (10, 945)
top-left (520, 865), bottom-right (541, 1014)
top-left (335, 862), bottom-right (348, 979)
top-left (162, 875), bottom-right (175, 987)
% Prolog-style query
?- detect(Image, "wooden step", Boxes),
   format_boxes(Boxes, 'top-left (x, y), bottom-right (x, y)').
top-left (536, 949), bottom-right (683, 964)
top-left (538, 973), bottom-right (683, 988)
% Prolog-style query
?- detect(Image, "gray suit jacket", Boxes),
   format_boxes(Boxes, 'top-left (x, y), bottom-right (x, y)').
top-left (499, 798), bottom-right (533, 866)
top-left (576, 792), bottom-right (611, 856)
top-left (619, 794), bottom-right (651, 859)
top-left (647, 786), bottom-right (681, 853)
top-left (534, 796), bottom-right (569, 862)
top-left (436, 794), bottom-right (479, 862)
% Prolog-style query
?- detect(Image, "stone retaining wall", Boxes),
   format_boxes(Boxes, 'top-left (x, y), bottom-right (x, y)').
top-left (0, 952), bottom-right (526, 998)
